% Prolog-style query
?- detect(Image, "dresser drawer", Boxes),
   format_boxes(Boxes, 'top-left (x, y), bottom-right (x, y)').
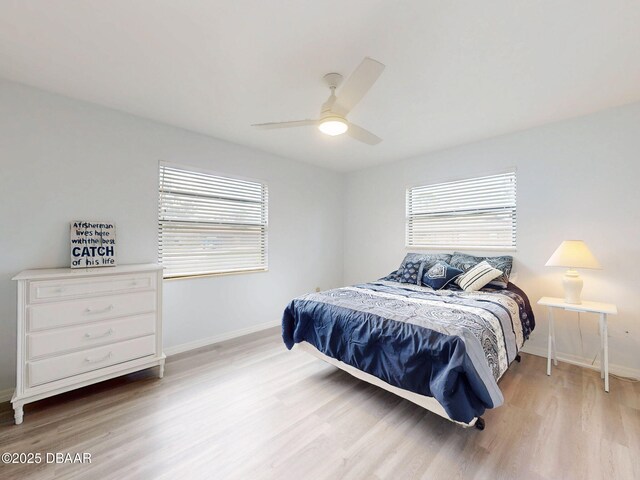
top-left (27, 313), bottom-right (157, 360)
top-left (27, 335), bottom-right (156, 387)
top-left (29, 273), bottom-right (156, 303)
top-left (27, 291), bottom-right (156, 331)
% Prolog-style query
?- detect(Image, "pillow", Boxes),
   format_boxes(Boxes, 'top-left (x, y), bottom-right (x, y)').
top-left (450, 252), bottom-right (513, 288)
top-left (456, 261), bottom-right (503, 292)
top-left (421, 262), bottom-right (464, 290)
top-left (380, 269), bottom-right (401, 282)
top-left (399, 253), bottom-right (452, 272)
top-left (397, 260), bottom-right (423, 284)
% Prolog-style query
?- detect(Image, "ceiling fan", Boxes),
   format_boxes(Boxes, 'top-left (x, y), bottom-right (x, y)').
top-left (251, 57), bottom-right (385, 145)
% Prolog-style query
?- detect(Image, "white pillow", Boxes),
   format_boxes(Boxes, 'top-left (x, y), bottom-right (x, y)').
top-left (456, 260), bottom-right (503, 292)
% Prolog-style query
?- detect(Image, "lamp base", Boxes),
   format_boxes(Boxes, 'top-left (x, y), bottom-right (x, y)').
top-left (563, 269), bottom-right (583, 304)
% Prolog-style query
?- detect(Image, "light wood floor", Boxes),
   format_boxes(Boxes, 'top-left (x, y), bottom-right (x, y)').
top-left (1, 327), bottom-right (639, 480)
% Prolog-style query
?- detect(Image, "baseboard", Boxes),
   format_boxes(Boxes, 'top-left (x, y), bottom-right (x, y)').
top-left (521, 344), bottom-right (640, 380)
top-left (164, 320), bottom-right (280, 356)
top-left (0, 387), bottom-right (14, 403)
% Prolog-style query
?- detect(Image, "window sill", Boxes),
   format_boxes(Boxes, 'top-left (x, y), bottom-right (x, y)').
top-left (163, 268), bottom-right (268, 281)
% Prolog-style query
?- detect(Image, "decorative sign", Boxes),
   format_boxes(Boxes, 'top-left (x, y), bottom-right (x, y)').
top-left (70, 221), bottom-right (117, 268)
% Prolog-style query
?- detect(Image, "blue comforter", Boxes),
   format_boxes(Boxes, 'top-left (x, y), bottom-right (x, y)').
top-left (282, 280), bottom-right (534, 423)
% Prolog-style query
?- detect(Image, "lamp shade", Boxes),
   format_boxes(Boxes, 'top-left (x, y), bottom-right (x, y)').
top-left (545, 240), bottom-right (601, 269)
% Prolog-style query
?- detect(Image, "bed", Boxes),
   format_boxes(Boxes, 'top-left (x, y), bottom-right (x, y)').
top-left (282, 270), bottom-right (535, 429)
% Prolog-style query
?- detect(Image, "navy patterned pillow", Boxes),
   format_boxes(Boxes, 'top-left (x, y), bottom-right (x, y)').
top-left (380, 269), bottom-right (402, 282)
top-left (450, 252), bottom-right (513, 289)
top-left (397, 260), bottom-right (423, 285)
top-left (399, 253), bottom-right (452, 272)
top-left (421, 262), bottom-right (464, 290)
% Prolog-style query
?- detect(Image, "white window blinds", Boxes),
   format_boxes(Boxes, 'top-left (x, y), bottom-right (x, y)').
top-left (406, 171), bottom-right (516, 250)
top-left (159, 163), bottom-right (268, 278)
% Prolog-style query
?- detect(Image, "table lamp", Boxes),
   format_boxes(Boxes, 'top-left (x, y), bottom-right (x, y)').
top-left (545, 240), bottom-right (601, 304)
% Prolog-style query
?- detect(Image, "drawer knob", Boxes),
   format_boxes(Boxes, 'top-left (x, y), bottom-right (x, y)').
top-left (84, 328), bottom-right (114, 339)
top-left (84, 304), bottom-right (114, 315)
top-left (84, 352), bottom-right (113, 364)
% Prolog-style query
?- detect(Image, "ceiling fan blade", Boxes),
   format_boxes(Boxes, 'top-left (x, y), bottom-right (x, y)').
top-left (333, 57), bottom-right (385, 116)
top-left (347, 123), bottom-right (382, 145)
top-left (251, 119), bottom-right (317, 129)
top-left (321, 94), bottom-right (337, 112)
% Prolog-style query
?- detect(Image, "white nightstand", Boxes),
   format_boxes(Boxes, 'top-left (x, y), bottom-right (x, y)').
top-left (537, 297), bottom-right (617, 392)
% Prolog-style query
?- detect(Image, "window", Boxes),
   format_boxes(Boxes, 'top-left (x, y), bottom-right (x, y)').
top-left (158, 163), bottom-right (268, 279)
top-left (406, 171), bottom-right (516, 250)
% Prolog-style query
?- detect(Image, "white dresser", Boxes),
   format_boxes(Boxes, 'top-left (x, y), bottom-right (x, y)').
top-left (11, 264), bottom-right (165, 424)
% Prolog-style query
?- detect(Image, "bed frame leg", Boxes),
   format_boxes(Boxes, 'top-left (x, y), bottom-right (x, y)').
top-left (515, 354), bottom-right (522, 363)
top-left (475, 417), bottom-right (485, 431)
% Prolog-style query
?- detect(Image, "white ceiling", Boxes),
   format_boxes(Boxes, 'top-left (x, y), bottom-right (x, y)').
top-left (1, 1), bottom-right (639, 171)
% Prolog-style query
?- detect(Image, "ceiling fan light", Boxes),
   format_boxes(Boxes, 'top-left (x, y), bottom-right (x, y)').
top-left (318, 117), bottom-right (348, 136)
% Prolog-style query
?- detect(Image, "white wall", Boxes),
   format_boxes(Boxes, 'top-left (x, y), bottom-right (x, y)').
top-left (0, 80), bottom-right (344, 391)
top-left (2, 78), bottom-right (639, 395)
top-left (344, 102), bottom-right (640, 375)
